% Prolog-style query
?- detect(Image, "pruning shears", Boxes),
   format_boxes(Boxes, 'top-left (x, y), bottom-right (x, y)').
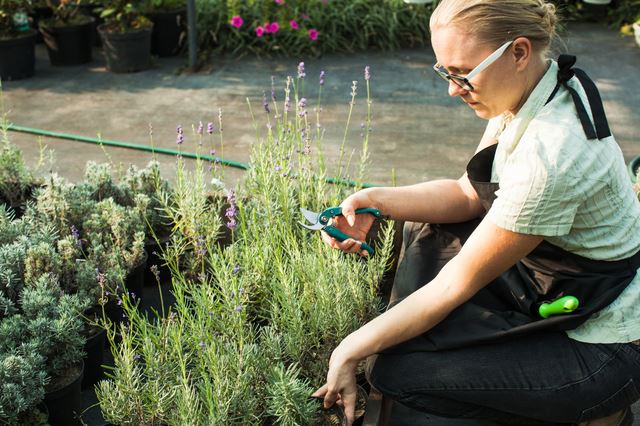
top-left (538, 295), bottom-right (580, 318)
top-left (299, 206), bottom-right (383, 256)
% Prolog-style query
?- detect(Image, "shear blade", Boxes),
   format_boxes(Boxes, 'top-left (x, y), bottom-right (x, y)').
top-left (298, 221), bottom-right (324, 231)
top-left (300, 208), bottom-right (321, 225)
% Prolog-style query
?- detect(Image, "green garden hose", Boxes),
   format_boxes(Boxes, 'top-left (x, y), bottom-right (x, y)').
top-left (7, 124), bottom-right (379, 189)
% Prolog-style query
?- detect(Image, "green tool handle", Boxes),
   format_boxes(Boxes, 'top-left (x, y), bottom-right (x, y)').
top-left (319, 207), bottom-right (383, 224)
top-left (538, 296), bottom-right (579, 318)
top-left (323, 225), bottom-right (375, 256)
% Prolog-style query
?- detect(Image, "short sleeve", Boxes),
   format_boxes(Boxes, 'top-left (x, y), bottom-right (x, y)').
top-left (487, 146), bottom-right (584, 236)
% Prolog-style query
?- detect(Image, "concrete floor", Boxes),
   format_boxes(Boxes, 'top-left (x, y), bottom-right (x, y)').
top-left (2, 21), bottom-right (640, 426)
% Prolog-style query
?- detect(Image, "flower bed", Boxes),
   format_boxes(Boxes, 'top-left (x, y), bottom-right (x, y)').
top-left (196, 0), bottom-right (434, 57)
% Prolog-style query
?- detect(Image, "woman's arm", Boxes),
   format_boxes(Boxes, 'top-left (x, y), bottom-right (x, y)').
top-left (314, 218), bottom-right (543, 422)
top-left (362, 175), bottom-right (484, 224)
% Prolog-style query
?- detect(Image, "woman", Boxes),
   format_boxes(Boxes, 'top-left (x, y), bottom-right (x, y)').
top-left (311, 0), bottom-right (640, 424)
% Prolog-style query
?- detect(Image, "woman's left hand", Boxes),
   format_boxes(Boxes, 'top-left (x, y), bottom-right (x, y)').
top-left (311, 344), bottom-right (360, 425)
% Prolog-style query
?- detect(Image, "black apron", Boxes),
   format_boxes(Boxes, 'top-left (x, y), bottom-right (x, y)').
top-left (386, 55), bottom-right (640, 352)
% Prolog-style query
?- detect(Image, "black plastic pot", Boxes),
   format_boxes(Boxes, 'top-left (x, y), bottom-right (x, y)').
top-left (44, 361), bottom-right (84, 426)
top-left (0, 30), bottom-right (36, 81)
top-left (40, 17), bottom-right (94, 66)
top-left (81, 325), bottom-right (106, 389)
top-left (105, 250), bottom-right (148, 324)
top-left (149, 8), bottom-right (186, 57)
top-left (98, 24), bottom-right (153, 73)
top-left (144, 235), bottom-right (172, 287)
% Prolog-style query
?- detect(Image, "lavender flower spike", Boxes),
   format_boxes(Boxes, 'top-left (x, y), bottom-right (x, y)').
top-left (297, 62), bottom-right (306, 79)
top-left (207, 122), bottom-right (214, 135)
top-left (176, 124), bottom-right (184, 145)
top-left (364, 65), bottom-right (371, 81)
top-left (263, 92), bottom-right (270, 114)
top-left (319, 70), bottom-right (326, 86)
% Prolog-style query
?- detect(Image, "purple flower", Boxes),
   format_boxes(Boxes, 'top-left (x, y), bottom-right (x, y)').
top-left (176, 125), bottom-right (184, 145)
top-left (284, 95), bottom-right (290, 113)
top-left (263, 92), bottom-right (270, 114)
top-left (199, 341), bottom-right (206, 348)
top-left (239, 287), bottom-right (245, 295)
top-left (364, 65), bottom-right (370, 81)
top-left (234, 304), bottom-right (243, 313)
top-left (225, 190), bottom-right (238, 230)
top-left (197, 121), bottom-right (204, 135)
top-left (207, 122), bottom-right (214, 134)
top-left (297, 62), bottom-right (306, 79)
top-left (233, 264), bottom-right (241, 274)
top-left (319, 70), bottom-right (326, 86)
top-left (70, 225), bottom-right (81, 247)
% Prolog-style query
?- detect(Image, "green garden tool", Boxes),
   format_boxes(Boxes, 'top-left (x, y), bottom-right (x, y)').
top-left (299, 206), bottom-right (383, 256)
top-left (538, 295), bottom-right (580, 318)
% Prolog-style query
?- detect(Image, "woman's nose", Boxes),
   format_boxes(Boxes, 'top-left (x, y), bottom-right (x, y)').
top-left (448, 80), bottom-right (468, 97)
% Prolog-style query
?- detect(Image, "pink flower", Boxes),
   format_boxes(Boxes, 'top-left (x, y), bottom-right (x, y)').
top-left (230, 15), bottom-right (243, 28)
top-left (267, 22), bottom-right (280, 34)
top-left (264, 23), bottom-right (272, 33)
top-left (301, 13), bottom-right (309, 20)
top-left (308, 28), bottom-right (319, 41)
top-left (255, 26), bottom-right (265, 37)
top-left (275, 0), bottom-right (285, 4)
top-left (289, 19), bottom-right (299, 30)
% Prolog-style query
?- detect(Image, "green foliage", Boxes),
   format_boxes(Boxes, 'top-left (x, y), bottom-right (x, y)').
top-left (0, 348), bottom-right (47, 424)
top-left (41, 0), bottom-right (90, 26)
top-left (146, 0), bottom-right (184, 12)
top-left (17, 274), bottom-right (87, 378)
top-left (97, 66), bottom-right (395, 424)
top-left (195, 0), bottom-right (433, 57)
top-left (264, 363), bottom-right (316, 426)
top-left (121, 161), bottom-right (173, 239)
top-left (98, 0), bottom-right (152, 33)
top-left (0, 118), bottom-right (35, 209)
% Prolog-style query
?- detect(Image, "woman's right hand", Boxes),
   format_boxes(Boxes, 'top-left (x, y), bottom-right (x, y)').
top-left (321, 190), bottom-right (379, 256)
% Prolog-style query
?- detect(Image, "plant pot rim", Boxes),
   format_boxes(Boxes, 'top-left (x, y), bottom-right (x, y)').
top-left (44, 360), bottom-right (84, 395)
top-left (0, 29), bottom-right (37, 42)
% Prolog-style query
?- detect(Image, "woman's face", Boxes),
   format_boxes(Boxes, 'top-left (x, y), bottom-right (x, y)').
top-left (431, 26), bottom-right (525, 119)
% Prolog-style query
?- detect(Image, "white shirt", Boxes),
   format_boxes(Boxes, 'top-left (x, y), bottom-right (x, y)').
top-left (485, 60), bottom-right (640, 343)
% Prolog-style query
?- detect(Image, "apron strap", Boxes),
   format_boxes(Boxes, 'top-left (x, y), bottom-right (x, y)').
top-left (545, 55), bottom-right (611, 140)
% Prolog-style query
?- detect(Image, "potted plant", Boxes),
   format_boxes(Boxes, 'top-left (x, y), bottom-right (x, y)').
top-left (0, 0), bottom-right (36, 81)
top-left (0, 349), bottom-right (48, 425)
top-left (145, 0), bottom-right (185, 57)
top-left (39, 0), bottom-right (94, 65)
top-left (97, 0), bottom-right (153, 73)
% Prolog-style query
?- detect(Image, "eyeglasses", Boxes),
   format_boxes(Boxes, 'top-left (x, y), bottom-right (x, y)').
top-left (433, 40), bottom-right (514, 91)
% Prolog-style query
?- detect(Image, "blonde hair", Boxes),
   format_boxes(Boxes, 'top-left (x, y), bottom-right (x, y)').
top-left (430, 0), bottom-right (558, 55)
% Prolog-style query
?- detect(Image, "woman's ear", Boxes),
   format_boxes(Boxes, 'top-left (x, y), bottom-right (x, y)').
top-left (512, 37), bottom-right (532, 71)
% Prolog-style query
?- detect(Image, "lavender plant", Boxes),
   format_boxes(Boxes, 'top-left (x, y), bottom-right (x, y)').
top-left (97, 65), bottom-right (395, 425)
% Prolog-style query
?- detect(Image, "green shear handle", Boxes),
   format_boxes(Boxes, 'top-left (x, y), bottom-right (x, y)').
top-left (320, 207), bottom-right (382, 256)
top-left (538, 296), bottom-right (580, 318)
